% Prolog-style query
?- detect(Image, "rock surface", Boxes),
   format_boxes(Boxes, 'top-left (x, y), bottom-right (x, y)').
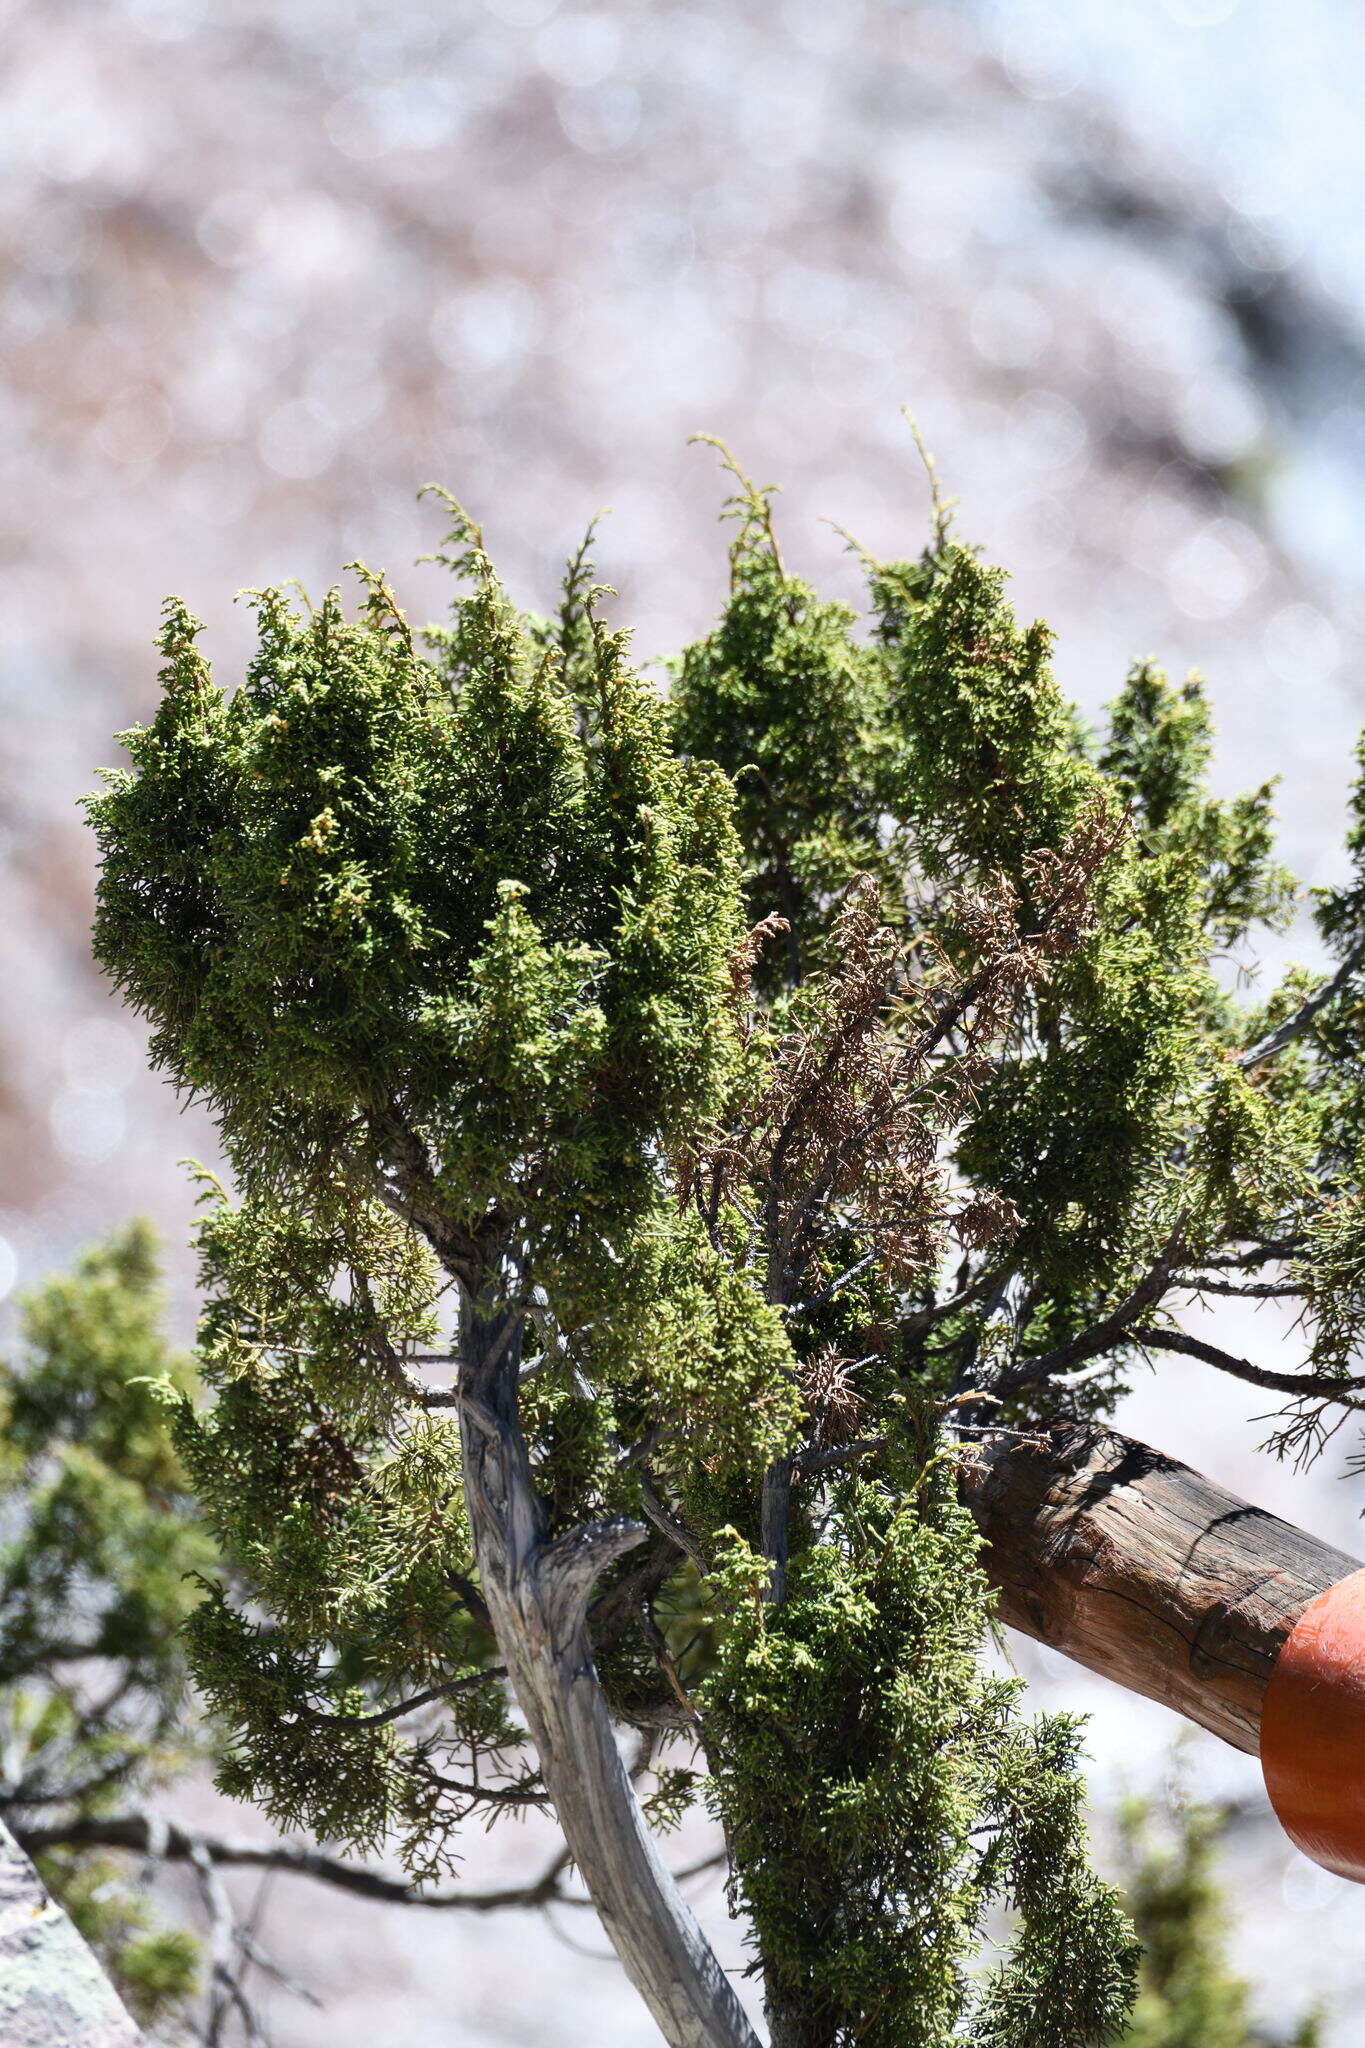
top-left (0, 1821), bottom-right (140, 2048)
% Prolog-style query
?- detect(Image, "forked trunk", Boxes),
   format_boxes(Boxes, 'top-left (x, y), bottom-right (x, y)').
top-left (457, 1285), bottom-right (759, 2048)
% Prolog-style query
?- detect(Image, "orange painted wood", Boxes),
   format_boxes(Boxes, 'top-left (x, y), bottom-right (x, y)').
top-left (1261, 1568), bottom-right (1365, 1882)
top-left (960, 1422), bottom-right (1360, 1754)
top-left (963, 1421), bottom-right (1365, 1882)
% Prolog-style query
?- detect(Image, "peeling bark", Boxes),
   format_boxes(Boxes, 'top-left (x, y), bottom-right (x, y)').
top-left (458, 1284), bottom-right (759, 2048)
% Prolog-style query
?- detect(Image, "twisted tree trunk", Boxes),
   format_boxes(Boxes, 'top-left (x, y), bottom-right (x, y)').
top-left (458, 1284), bottom-right (759, 2048)
top-left (960, 1420), bottom-right (1361, 1754)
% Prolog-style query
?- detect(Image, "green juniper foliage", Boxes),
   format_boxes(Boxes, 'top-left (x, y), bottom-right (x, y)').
top-left (672, 440), bottom-right (891, 984)
top-left (83, 444), bottom-right (1365, 2047)
top-left (0, 1225), bottom-right (208, 2025)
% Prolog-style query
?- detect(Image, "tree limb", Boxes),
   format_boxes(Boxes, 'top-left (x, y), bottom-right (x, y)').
top-left (13, 1813), bottom-right (614, 1912)
top-left (994, 1225), bottom-right (1184, 1396)
top-left (794, 1435), bottom-right (887, 1480)
top-left (637, 1467), bottom-right (710, 1576)
top-left (1175, 1275), bottom-right (1306, 1300)
top-left (1239, 938), bottom-right (1365, 1069)
top-left (1127, 1324), bottom-right (1365, 1411)
top-left (292, 1667), bottom-right (506, 1732)
top-left (785, 1249), bottom-right (879, 1319)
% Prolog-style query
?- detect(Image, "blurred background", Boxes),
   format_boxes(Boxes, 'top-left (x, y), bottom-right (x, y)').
top-left (4, 0), bottom-right (1365, 2039)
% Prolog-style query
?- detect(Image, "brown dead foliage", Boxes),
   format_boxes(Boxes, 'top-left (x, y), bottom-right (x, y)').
top-left (681, 795), bottom-right (1126, 1315)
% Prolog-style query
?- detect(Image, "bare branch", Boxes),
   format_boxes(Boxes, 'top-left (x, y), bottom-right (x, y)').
top-left (616, 1424), bottom-right (668, 1473)
top-left (233, 1923), bottom-right (324, 2010)
top-left (1200, 1237), bottom-right (1305, 1270)
top-left (793, 1435), bottom-right (887, 1479)
top-left (445, 1569), bottom-right (493, 1631)
top-left (902, 1262), bottom-right (1013, 1336)
top-left (16, 1814), bottom-right (600, 1912)
top-left (588, 1533), bottom-right (678, 1651)
top-left (637, 1468), bottom-right (709, 1576)
top-left (0, 1638), bottom-right (108, 1679)
top-left (994, 1224), bottom-right (1185, 1397)
top-left (1175, 1274), bottom-right (1306, 1301)
top-left (293, 1667), bottom-right (506, 1732)
top-left (190, 1840), bottom-right (249, 2048)
top-left (400, 1765), bottom-right (547, 1807)
top-left (1239, 937), bottom-right (1365, 1069)
top-left (785, 1250), bottom-right (879, 1319)
top-left (541, 1518), bottom-right (648, 1632)
top-left (6, 1749), bottom-right (145, 1812)
top-left (1127, 1324), bottom-right (1365, 1412)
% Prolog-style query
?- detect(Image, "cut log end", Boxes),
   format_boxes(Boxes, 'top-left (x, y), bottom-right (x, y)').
top-left (961, 1421), bottom-right (1365, 1881)
top-left (960, 1421), bottom-right (1359, 1751)
top-left (1261, 1568), bottom-right (1365, 1882)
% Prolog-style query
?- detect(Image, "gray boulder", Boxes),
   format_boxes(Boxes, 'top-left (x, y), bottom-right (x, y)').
top-left (0, 1821), bottom-right (140, 2047)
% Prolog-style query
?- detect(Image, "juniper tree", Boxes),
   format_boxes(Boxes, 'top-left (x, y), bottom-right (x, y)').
top-left (5, 1228), bottom-right (699, 2043)
top-left (0, 1225), bottom-right (207, 2026)
top-left (81, 445), bottom-right (1365, 2048)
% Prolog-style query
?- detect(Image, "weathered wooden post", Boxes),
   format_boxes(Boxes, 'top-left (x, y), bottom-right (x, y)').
top-left (962, 1423), bottom-right (1365, 1882)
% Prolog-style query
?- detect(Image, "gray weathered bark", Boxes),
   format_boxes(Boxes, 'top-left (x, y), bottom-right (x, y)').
top-left (0, 1819), bottom-right (141, 2047)
top-left (961, 1420), bottom-right (1361, 1753)
top-left (458, 1282), bottom-right (759, 2048)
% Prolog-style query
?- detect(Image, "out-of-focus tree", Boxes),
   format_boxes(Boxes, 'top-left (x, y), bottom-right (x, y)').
top-left (0, 1225), bottom-right (208, 2028)
top-left (1117, 1794), bottom-right (1322, 2048)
